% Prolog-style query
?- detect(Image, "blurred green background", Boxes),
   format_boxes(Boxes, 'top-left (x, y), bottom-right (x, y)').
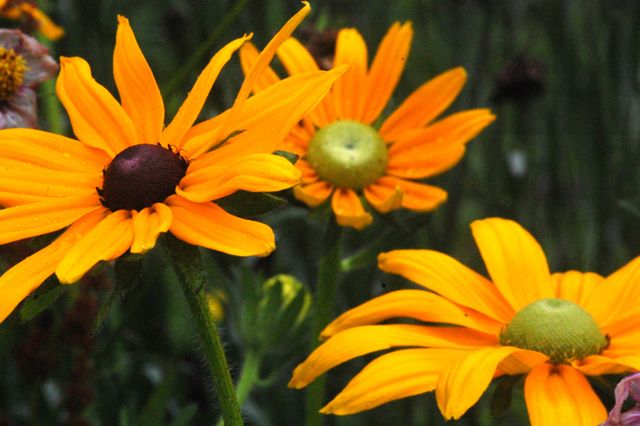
top-left (1, 0), bottom-right (640, 424)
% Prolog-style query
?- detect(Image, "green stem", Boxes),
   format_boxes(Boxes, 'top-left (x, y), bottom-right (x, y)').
top-left (163, 236), bottom-right (243, 426)
top-left (215, 350), bottom-right (262, 426)
top-left (35, 33), bottom-right (63, 135)
top-left (305, 224), bottom-right (342, 426)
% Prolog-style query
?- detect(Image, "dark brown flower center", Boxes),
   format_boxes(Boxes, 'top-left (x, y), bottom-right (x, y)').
top-left (98, 144), bottom-right (188, 211)
top-left (0, 47), bottom-right (27, 100)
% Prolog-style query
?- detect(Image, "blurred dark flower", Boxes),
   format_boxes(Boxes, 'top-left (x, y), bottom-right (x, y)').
top-left (0, 29), bottom-right (57, 128)
top-left (298, 27), bottom-right (338, 70)
top-left (0, 0), bottom-right (64, 40)
top-left (492, 55), bottom-right (545, 103)
top-left (602, 373), bottom-right (640, 426)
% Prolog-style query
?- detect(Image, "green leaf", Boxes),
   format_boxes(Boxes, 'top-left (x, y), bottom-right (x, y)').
top-left (216, 191), bottom-right (288, 218)
top-left (19, 279), bottom-right (67, 322)
top-left (273, 150), bottom-right (299, 164)
top-left (490, 375), bottom-right (521, 417)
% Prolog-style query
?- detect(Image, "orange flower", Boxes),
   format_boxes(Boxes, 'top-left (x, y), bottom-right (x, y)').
top-left (0, 0), bottom-right (64, 40)
top-left (290, 218), bottom-right (640, 425)
top-left (0, 4), bottom-right (345, 322)
top-left (240, 23), bottom-right (495, 229)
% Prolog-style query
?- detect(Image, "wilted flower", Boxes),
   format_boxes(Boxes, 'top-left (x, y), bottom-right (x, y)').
top-left (602, 373), bottom-right (640, 426)
top-left (0, 28), bottom-right (57, 128)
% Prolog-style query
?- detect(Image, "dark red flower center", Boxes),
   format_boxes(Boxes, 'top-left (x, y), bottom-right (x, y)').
top-left (98, 144), bottom-right (188, 211)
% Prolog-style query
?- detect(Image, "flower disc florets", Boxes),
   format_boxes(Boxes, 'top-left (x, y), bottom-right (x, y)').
top-left (99, 144), bottom-right (188, 211)
top-left (499, 298), bottom-right (608, 364)
top-left (306, 120), bottom-right (387, 190)
top-left (0, 47), bottom-right (27, 100)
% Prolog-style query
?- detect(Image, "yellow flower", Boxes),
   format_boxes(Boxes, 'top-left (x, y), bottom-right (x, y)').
top-left (0, 3), bottom-right (345, 323)
top-left (289, 217), bottom-right (640, 425)
top-left (240, 23), bottom-right (495, 229)
top-left (0, 0), bottom-right (64, 40)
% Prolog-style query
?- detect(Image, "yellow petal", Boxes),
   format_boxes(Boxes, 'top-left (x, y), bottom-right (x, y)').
top-left (599, 310), bottom-right (640, 356)
top-left (374, 176), bottom-right (447, 212)
top-left (289, 324), bottom-right (495, 389)
top-left (378, 249), bottom-right (514, 323)
top-left (0, 194), bottom-right (102, 244)
top-left (56, 57), bottom-right (137, 156)
top-left (331, 188), bottom-right (373, 230)
top-left (294, 181), bottom-right (334, 207)
top-left (0, 128), bottom-right (110, 173)
top-left (332, 28), bottom-right (368, 120)
top-left (498, 350), bottom-right (548, 375)
top-left (321, 348), bottom-right (468, 415)
top-left (551, 270), bottom-right (603, 308)
top-left (0, 209), bottom-right (106, 323)
top-left (164, 35), bottom-right (251, 148)
top-left (361, 22), bottom-right (413, 124)
top-left (114, 16), bottom-right (165, 145)
top-left (380, 67), bottom-right (467, 142)
top-left (130, 203), bottom-right (173, 254)
top-left (471, 217), bottom-right (553, 312)
top-left (321, 289), bottom-right (502, 338)
top-left (436, 346), bottom-right (522, 420)
top-left (238, 42), bottom-right (281, 93)
top-left (166, 195), bottom-right (275, 257)
top-left (576, 355), bottom-right (640, 376)
top-left (220, 2), bottom-right (311, 140)
top-left (56, 210), bottom-right (134, 284)
top-left (524, 364), bottom-right (606, 426)
top-left (363, 181), bottom-right (403, 213)
top-left (178, 153), bottom-right (301, 203)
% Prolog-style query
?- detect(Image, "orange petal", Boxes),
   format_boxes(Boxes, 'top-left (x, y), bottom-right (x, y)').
top-left (331, 188), bottom-right (373, 230)
top-left (576, 355), bottom-right (640, 376)
top-left (436, 346), bottom-right (522, 420)
top-left (289, 324), bottom-right (495, 389)
top-left (167, 195), bottom-right (275, 257)
top-left (498, 350), bottom-right (548, 375)
top-left (56, 57), bottom-right (137, 156)
top-left (0, 194), bottom-right (102, 244)
top-left (130, 203), bottom-right (173, 254)
top-left (164, 35), bottom-right (251, 148)
top-left (332, 28), bottom-right (368, 120)
top-left (178, 153), bottom-right (300, 203)
top-left (363, 181), bottom-right (403, 213)
top-left (294, 181), bottom-right (334, 207)
top-left (470, 218), bottom-right (553, 312)
top-left (361, 22), bottom-right (413, 124)
top-left (238, 42), bottom-right (281, 93)
top-left (56, 210), bottom-right (134, 284)
top-left (380, 67), bottom-right (467, 142)
top-left (18, 4), bottom-right (64, 40)
top-left (378, 249), bottom-right (514, 323)
top-left (524, 364), bottom-right (606, 426)
top-left (0, 128), bottom-right (110, 173)
top-left (551, 270), bottom-right (603, 308)
top-left (0, 208), bottom-right (106, 323)
top-left (375, 176), bottom-right (447, 212)
top-left (321, 289), bottom-right (502, 337)
top-left (296, 158), bottom-right (320, 184)
top-left (386, 143), bottom-right (466, 179)
top-left (321, 348), bottom-right (468, 415)
top-left (114, 16), bottom-right (165, 145)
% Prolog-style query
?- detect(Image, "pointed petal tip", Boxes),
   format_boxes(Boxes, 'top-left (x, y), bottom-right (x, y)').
top-left (117, 15), bottom-right (128, 25)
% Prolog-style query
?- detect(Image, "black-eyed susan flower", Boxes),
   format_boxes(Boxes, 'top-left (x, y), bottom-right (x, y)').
top-left (0, 0), bottom-right (64, 40)
top-left (0, 28), bottom-right (57, 128)
top-left (240, 23), bottom-right (495, 229)
top-left (0, 4), bottom-right (345, 323)
top-left (289, 217), bottom-right (640, 425)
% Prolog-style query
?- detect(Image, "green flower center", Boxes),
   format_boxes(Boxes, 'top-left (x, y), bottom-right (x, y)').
top-left (499, 298), bottom-right (608, 364)
top-left (0, 47), bottom-right (27, 100)
top-left (306, 120), bottom-right (388, 190)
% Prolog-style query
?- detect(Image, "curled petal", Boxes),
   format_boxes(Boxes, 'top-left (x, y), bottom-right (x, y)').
top-left (131, 203), bottom-right (173, 254)
top-left (331, 188), bottom-right (373, 230)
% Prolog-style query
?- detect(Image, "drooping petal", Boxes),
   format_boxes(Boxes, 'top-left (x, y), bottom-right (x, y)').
top-left (378, 249), bottom-right (514, 323)
top-left (436, 346), bottom-right (523, 420)
top-left (166, 195), bottom-right (274, 257)
top-left (386, 143), bottom-right (466, 180)
top-left (576, 355), bottom-right (640, 376)
top-left (56, 210), bottom-right (134, 284)
top-left (551, 270), bottom-right (603, 308)
top-left (470, 218), bottom-right (553, 312)
top-left (374, 176), bottom-right (447, 212)
top-left (294, 182), bottom-right (334, 207)
top-left (163, 35), bottom-right (251, 148)
top-left (380, 67), bottom-right (467, 142)
top-left (321, 348), bottom-right (469, 415)
top-left (331, 188), bottom-right (373, 230)
top-left (361, 22), bottom-right (413, 124)
top-left (363, 182), bottom-right (403, 213)
top-left (321, 289), bottom-right (502, 337)
top-left (0, 194), bottom-right (102, 244)
top-left (130, 203), bottom-right (172, 254)
top-left (114, 16), bottom-right (165, 144)
top-left (497, 350), bottom-right (548, 375)
top-left (524, 364), bottom-right (607, 426)
top-left (238, 42), bottom-right (281, 93)
top-left (289, 324), bottom-right (495, 389)
top-left (56, 57), bottom-right (137, 156)
top-left (0, 208), bottom-right (107, 323)
top-left (178, 153), bottom-right (300, 203)
top-left (332, 28), bottom-right (368, 120)
top-left (0, 128), bottom-right (110, 173)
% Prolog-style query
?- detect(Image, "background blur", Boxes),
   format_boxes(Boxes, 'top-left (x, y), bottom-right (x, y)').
top-left (1, 0), bottom-right (640, 424)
